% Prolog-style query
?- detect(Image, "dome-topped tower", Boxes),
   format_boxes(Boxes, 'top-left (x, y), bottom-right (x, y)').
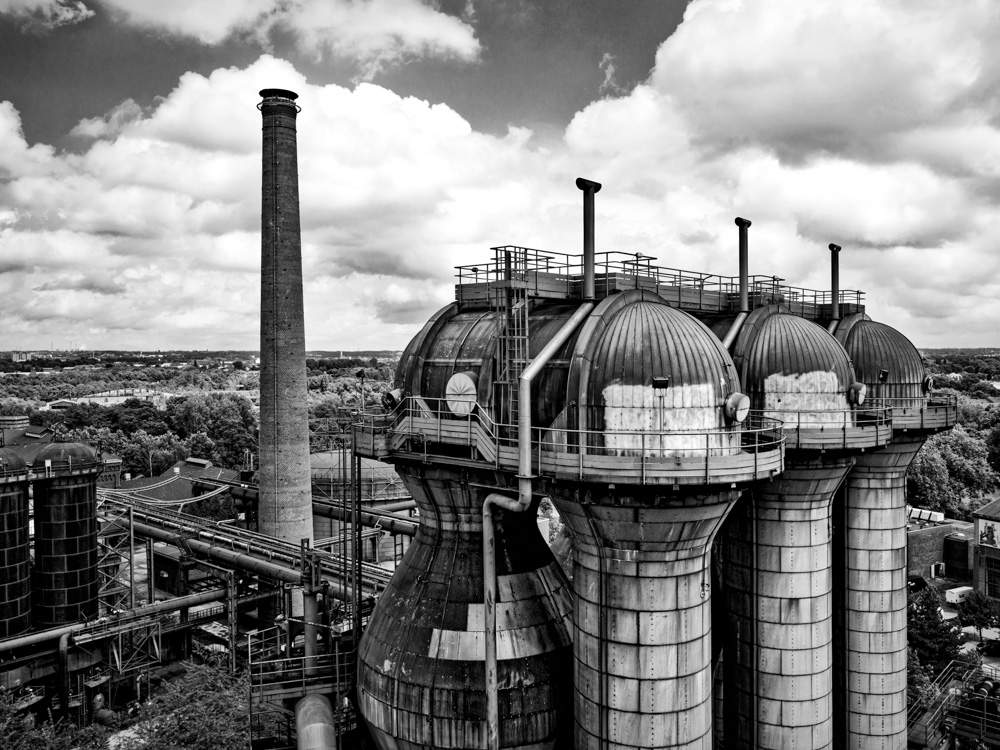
top-left (721, 308), bottom-right (889, 750)
top-left (832, 314), bottom-right (955, 749)
top-left (31, 441), bottom-right (102, 627)
top-left (547, 290), bottom-right (776, 750)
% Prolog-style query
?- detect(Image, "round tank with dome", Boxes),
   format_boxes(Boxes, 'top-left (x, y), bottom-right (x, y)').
top-left (0, 448), bottom-right (31, 638)
top-left (31, 441), bottom-right (103, 627)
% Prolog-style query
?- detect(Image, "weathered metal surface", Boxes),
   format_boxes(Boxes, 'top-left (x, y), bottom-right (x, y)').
top-left (31, 443), bottom-right (101, 627)
top-left (552, 489), bottom-right (738, 750)
top-left (835, 438), bottom-right (923, 750)
top-left (0, 449), bottom-right (30, 638)
top-left (258, 89), bottom-right (313, 546)
top-left (357, 464), bottom-right (573, 750)
top-left (724, 459), bottom-right (853, 750)
top-left (569, 291), bottom-right (739, 446)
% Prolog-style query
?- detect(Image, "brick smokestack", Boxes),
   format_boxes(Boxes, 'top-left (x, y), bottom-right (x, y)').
top-left (258, 88), bottom-right (313, 545)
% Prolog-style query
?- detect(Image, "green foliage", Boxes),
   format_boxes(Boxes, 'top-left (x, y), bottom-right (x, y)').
top-left (908, 424), bottom-right (999, 519)
top-left (957, 590), bottom-right (1000, 642)
top-left (115, 662), bottom-right (249, 750)
top-left (0, 690), bottom-right (108, 750)
top-left (908, 587), bottom-right (963, 674)
top-left (907, 649), bottom-right (940, 711)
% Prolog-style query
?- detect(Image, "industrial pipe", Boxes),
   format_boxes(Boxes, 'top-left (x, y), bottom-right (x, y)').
top-left (483, 299), bottom-right (594, 750)
top-left (58, 632), bottom-right (70, 720)
top-left (312, 500), bottom-right (417, 536)
top-left (737, 217), bottom-right (751, 312)
top-left (722, 217), bottom-right (753, 349)
top-left (828, 243), bottom-right (841, 332)
top-left (123, 518), bottom-right (355, 602)
top-left (576, 178), bottom-right (602, 300)
top-left (0, 587), bottom-right (226, 653)
top-left (295, 694), bottom-right (336, 750)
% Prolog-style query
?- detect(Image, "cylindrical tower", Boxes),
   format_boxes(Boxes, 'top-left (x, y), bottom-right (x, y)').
top-left (545, 291), bottom-right (778, 750)
top-left (0, 449), bottom-right (31, 638)
top-left (721, 308), bottom-right (889, 750)
top-left (832, 315), bottom-right (955, 749)
top-left (357, 302), bottom-right (578, 750)
top-left (258, 88), bottom-right (313, 545)
top-left (31, 442), bottom-right (102, 627)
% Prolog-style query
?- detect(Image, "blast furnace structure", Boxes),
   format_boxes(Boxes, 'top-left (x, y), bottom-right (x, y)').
top-left (354, 178), bottom-right (960, 750)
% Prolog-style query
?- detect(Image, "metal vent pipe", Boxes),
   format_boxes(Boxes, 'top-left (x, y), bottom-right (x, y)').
top-left (576, 178), bottom-right (602, 299)
top-left (829, 243), bottom-right (841, 331)
top-left (722, 217), bottom-right (753, 349)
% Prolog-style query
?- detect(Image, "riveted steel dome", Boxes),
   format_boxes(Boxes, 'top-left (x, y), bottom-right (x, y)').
top-left (564, 290), bottom-right (741, 456)
top-left (839, 317), bottom-right (925, 402)
top-left (734, 309), bottom-right (853, 415)
top-left (0, 448), bottom-right (26, 473)
top-left (31, 442), bottom-right (100, 472)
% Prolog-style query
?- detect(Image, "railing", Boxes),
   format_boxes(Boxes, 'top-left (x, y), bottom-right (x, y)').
top-left (453, 246), bottom-right (865, 313)
top-left (762, 400), bottom-right (893, 450)
top-left (355, 396), bottom-right (785, 485)
top-left (882, 393), bottom-right (958, 431)
top-left (247, 621), bottom-right (356, 703)
top-left (907, 659), bottom-right (978, 746)
top-left (937, 661), bottom-right (1000, 746)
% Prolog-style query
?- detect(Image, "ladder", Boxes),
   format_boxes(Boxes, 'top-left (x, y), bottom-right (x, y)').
top-left (492, 247), bottom-right (530, 429)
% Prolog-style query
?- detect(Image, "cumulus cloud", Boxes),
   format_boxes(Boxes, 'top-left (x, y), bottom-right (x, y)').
top-left (97, 0), bottom-right (480, 76)
top-left (0, 0), bottom-right (93, 32)
top-left (3, 1), bottom-right (1000, 350)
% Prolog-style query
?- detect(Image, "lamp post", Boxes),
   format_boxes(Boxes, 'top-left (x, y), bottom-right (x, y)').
top-left (357, 369), bottom-right (366, 411)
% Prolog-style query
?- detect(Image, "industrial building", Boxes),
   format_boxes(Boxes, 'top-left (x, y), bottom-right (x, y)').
top-left (0, 85), bottom-right (986, 750)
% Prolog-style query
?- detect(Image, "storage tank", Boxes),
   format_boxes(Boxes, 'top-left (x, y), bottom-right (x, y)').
top-left (0, 448), bottom-right (31, 638)
top-left (832, 314), bottom-right (956, 750)
top-left (31, 442), bottom-right (102, 627)
top-left (720, 307), bottom-right (889, 750)
top-left (543, 290), bottom-right (779, 750)
top-left (356, 302), bottom-right (577, 750)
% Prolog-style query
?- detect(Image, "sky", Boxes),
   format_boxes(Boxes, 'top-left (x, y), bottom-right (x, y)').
top-left (0, 0), bottom-right (998, 352)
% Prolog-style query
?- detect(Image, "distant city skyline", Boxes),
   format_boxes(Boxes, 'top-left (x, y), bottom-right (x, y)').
top-left (1, 1), bottom-right (999, 350)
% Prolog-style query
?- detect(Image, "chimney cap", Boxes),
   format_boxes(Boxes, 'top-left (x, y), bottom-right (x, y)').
top-left (259, 88), bottom-right (299, 101)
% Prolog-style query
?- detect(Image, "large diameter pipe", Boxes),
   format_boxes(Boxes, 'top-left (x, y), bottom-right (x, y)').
top-left (484, 300), bottom-right (594, 750)
top-left (828, 243), bottom-right (841, 333)
top-left (313, 500), bottom-right (417, 536)
top-left (0, 587), bottom-right (226, 653)
top-left (296, 694), bottom-right (336, 750)
top-left (736, 217), bottom-right (751, 313)
top-left (125, 519), bottom-right (354, 602)
top-left (258, 88), bottom-right (314, 548)
top-left (575, 178), bottom-right (602, 300)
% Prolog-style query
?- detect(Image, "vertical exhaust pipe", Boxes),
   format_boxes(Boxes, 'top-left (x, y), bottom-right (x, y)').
top-left (722, 217), bottom-right (752, 349)
top-left (828, 243), bottom-right (841, 333)
top-left (736, 217), bottom-right (751, 313)
top-left (258, 89), bottom-right (314, 561)
top-left (576, 178), bottom-right (602, 300)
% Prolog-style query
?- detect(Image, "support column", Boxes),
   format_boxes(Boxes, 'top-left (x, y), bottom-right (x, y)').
top-left (725, 456), bottom-right (853, 750)
top-left (837, 437), bottom-right (923, 750)
top-left (554, 489), bottom-right (738, 750)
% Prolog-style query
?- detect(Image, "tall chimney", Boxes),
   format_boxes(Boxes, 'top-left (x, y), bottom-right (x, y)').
top-left (258, 88), bottom-right (313, 546)
top-left (575, 178), bottom-right (601, 300)
top-left (829, 243), bottom-right (841, 324)
top-left (735, 217), bottom-right (751, 313)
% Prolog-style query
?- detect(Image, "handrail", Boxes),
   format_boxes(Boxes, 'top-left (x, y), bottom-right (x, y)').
top-left (453, 246), bottom-right (866, 309)
top-left (368, 395), bottom-right (783, 457)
